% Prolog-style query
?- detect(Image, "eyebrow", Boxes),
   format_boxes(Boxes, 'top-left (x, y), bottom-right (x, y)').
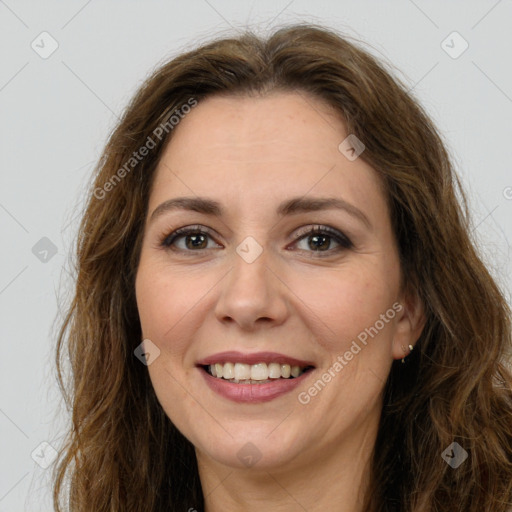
top-left (149, 196), bottom-right (372, 229)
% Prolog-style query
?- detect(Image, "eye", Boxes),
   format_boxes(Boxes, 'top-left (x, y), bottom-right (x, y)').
top-left (160, 225), bottom-right (221, 252)
top-left (291, 225), bottom-right (353, 256)
top-left (159, 224), bottom-right (353, 256)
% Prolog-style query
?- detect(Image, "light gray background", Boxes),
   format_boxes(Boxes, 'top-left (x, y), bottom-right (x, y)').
top-left (1, 1), bottom-right (511, 510)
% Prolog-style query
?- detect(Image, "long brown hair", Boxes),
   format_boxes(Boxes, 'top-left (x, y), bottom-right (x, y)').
top-left (53, 23), bottom-right (512, 511)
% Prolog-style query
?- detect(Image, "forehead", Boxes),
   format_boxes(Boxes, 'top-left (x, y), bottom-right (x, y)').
top-left (160, 91), bottom-right (345, 163)
top-left (149, 92), bottom-right (388, 222)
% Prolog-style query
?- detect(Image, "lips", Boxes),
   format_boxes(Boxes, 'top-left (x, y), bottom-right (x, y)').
top-left (196, 351), bottom-right (316, 403)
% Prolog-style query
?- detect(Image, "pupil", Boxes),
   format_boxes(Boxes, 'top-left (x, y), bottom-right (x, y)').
top-left (187, 234), bottom-right (206, 249)
top-left (310, 235), bottom-right (329, 251)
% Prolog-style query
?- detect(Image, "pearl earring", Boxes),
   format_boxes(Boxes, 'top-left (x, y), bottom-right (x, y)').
top-left (401, 344), bottom-right (414, 363)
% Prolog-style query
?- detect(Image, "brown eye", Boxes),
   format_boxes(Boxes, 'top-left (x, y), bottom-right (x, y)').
top-left (292, 226), bottom-right (353, 255)
top-left (182, 232), bottom-right (208, 250)
top-left (161, 225), bottom-right (221, 252)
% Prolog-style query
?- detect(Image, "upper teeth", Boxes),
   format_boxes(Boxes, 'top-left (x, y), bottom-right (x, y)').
top-left (209, 362), bottom-right (305, 380)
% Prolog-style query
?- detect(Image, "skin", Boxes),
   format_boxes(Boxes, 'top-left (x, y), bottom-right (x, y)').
top-left (135, 91), bottom-right (425, 512)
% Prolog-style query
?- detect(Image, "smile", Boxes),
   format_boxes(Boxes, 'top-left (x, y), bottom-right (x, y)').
top-left (196, 351), bottom-right (316, 403)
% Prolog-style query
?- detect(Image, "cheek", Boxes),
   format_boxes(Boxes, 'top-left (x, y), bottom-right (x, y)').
top-left (289, 263), bottom-right (398, 354)
top-left (146, 361), bottom-right (206, 449)
top-left (136, 262), bottom-right (208, 346)
top-left (136, 266), bottom-right (204, 435)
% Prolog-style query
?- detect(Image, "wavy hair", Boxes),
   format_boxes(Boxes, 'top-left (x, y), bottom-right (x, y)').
top-left (53, 23), bottom-right (512, 511)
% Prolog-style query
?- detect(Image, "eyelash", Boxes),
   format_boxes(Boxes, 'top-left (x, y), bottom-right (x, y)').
top-left (159, 224), bottom-right (353, 257)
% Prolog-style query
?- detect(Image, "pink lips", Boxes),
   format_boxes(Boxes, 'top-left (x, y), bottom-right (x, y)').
top-left (199, 368), bottom-right (312, 403)
top-left (196, 351), bottom-right (315, 404)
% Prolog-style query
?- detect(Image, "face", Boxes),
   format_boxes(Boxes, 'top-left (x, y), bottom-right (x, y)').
top-left (135, 92), bottom-right (423, 474)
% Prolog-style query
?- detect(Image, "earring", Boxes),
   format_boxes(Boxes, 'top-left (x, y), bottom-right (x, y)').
top-left (401, 344), bottom-right (414, 363)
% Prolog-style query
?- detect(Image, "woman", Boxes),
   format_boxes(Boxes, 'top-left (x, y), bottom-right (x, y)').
top-left (53, 23), bottom-right (512, 511)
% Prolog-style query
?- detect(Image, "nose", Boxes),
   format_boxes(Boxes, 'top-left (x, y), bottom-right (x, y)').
top-left (214, 244), bottom-right (289, 331)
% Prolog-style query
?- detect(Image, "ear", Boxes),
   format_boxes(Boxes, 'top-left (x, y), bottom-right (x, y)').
top-left (391, 288), bottom-right (426, 360)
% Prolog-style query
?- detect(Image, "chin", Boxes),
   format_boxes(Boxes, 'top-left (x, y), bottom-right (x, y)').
top-left (190, 420), bottom-right (308, 471)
